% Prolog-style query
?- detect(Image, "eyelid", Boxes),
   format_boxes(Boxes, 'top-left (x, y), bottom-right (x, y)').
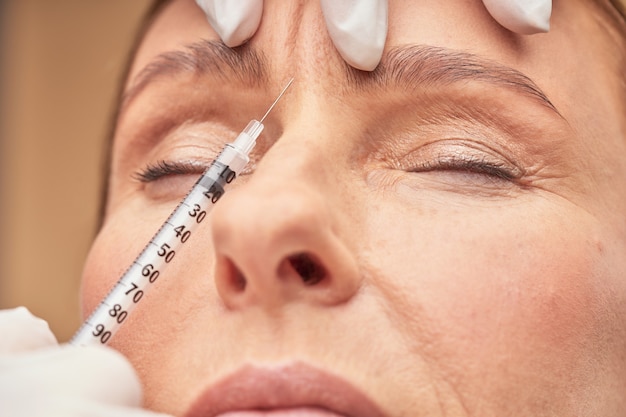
top-left (397, 139), bottom-right (526, 181)
top-left (134, 160), bottom-right (209, 183)
top-left (410, 153), bottom-right (521, 181)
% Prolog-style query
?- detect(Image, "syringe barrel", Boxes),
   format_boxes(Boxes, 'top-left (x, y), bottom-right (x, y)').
top-left (71, 143), bottom-right (250, 346)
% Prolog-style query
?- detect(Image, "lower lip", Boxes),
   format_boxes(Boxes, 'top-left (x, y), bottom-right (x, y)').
top-left (217, 408), bottom-right (347, 417)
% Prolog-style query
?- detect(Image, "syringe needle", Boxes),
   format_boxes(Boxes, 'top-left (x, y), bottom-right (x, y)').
top-left (259, 78), bottom-right (294, 123)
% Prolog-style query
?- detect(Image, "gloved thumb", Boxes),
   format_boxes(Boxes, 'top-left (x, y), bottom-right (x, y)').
top-left (195, 0), bottom-right (263, 47)
top-left (320, 0), bottom-right (388, 71)
top-left (482, 0), bottom-right (552, 34)
top-left (0, 307), bottom-right (58, 354)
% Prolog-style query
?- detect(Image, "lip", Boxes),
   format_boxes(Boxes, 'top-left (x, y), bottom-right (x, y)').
top-left (182, 362), bottom-right (387, 417)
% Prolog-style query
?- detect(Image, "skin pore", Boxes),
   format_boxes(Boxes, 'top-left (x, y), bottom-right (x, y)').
top-left (81, 0), bottom-right (626, 416)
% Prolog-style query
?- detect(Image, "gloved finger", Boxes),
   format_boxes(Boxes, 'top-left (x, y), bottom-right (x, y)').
top-left (0, 307), bottom-right (57, 354)
top-left (0, 345), bottom-right (143, 408)
top-left (195, 0), bottom-right (263, 47)
top-left (482, 0), bottom-right (552, 34)
top-left (320, 0), bottom-right (388, 71)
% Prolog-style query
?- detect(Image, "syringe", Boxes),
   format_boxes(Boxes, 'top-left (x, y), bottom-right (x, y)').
top-left (71, 79), bottom-right (293, 346)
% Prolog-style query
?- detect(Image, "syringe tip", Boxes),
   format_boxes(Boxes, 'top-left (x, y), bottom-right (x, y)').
top-left (233, 79), bottom-right (294, 155)
top-left (232, 120), bottom-right (264, 155)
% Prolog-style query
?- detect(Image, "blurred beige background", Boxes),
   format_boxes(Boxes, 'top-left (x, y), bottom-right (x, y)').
top-left (0, 0), bottom-right (153, 342)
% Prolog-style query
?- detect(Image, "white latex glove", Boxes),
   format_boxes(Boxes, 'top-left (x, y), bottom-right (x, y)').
top-left (194, 0), bottom-right (386, 71)
top-left (195, 0), bottom-right (551, 71)
top-left (0, 307), bottom-right (172, 417)
top-left (482, 0), bottom-right (552, 34)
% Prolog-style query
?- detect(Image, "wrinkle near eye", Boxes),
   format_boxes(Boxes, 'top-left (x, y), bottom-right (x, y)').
top-left (139, 172), bottom-right (199, 202)
top-left (113, 120), bottom-right (237, 192)
top-left (349, 81), bottom-right (579, 201)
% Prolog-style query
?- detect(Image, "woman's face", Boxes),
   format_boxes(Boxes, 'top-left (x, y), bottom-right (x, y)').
top-left (81, 0), bottom-right (626, 415)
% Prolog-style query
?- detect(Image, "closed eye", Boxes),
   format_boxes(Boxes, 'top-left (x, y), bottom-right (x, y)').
top-left (410, 154), bottom-right (521, 182)
top-left (134, 160), bottom-right (208, 183)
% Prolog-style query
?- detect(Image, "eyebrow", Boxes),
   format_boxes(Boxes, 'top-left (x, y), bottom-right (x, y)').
top-left (121, 41), bottom-right (268, 112)
top-left (122, 40), bottom-right (560, 117)
top-left (349, 45), bottom-right (560, 115)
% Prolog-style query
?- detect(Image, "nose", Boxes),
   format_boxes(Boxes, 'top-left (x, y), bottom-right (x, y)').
top-left (209, 141), bottom-right (361, 311)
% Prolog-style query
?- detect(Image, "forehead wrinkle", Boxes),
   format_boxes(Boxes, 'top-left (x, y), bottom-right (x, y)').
top-left (280, 0), bottom-right (351, 88)
top-left (121, 40), bottom-right (268, 113)
top-left (286, 0), bottom-right (306, 48)
top-left (345, 45), bottom-right (561, 117)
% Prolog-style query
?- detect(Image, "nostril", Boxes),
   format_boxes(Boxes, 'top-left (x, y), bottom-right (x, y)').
top-left (222, 257), bottom-right (247, 291)
top-left (287, 252), bottom-right (327, 285)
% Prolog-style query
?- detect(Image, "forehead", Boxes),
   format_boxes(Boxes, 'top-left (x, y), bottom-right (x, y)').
top-left (130, 0), bottom-right (623, 131)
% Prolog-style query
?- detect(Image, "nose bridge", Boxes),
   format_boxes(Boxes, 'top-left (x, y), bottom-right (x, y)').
top-left (223, 169), bottom-right (335, 257)
top-left (265, 137), bottom-right (329, 197)
top-left (208, 123), bottom-right (361, 311)
top-left (231, 112), bottom-right (347, 238)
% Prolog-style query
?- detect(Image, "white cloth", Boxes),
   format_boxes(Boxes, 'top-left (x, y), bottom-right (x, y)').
top-left (195, 0), bottom-right (551, 71)
top-left (0, 307), bottom-right (171, 417)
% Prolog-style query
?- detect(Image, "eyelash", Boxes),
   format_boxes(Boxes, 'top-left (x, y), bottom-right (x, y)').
top-left (137, 153), bottom-right (518, 186)
top-left (410, 154), bottom-right (519, 181)
top-left (134, 160), bottom-right (206, 183)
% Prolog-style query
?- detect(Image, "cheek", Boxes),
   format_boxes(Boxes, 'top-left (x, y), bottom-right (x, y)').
top-left (80, 200), bottom-right (222, 372)
top-left (363, 196), bottom-right (619, 409)
top-left (81, 207), bottom-right (153, 318)
top-left (81, 225), bottom-right (130, 319)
